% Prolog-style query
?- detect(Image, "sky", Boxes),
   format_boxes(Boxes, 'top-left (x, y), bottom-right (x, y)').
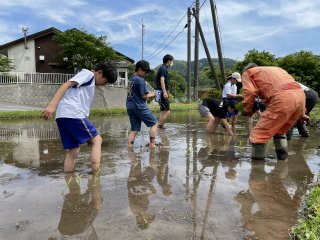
top-left (1, 0), bottom-right (320, 68)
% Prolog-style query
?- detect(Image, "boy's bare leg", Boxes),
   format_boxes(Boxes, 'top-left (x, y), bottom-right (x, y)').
top-left (64, 147), bottom-right (80, 172)
top-left (128, 131), bottom-right (138, 148)
top-left (158, 110), bottom-right (170, 128)
top-left (231, 115), bottom-right (238, 133)
top-left (205, 114), bottom-right (215, 133)
top-left (90, 135), bottom-right (102, 173)
top-left (149, 123), bottom-right (158, 147)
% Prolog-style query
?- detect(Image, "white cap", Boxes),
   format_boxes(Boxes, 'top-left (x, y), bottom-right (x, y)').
top-left (228, 72), bottom-right (241, 82)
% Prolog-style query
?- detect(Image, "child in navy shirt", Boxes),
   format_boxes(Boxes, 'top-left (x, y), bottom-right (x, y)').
top-left (42, 62), bottom-right (118, 173)
top-left (126, 60), bottom-right (158, 148)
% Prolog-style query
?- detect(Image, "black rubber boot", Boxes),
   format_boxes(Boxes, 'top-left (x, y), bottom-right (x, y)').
top-left (273, 135), bottom-right (288, 160)
top-left (286, 127), bottom-right (294, 141)
top-left (296, 122), bottom-right (309, 137)
top-left (251, 143), bottom-right (266, 160)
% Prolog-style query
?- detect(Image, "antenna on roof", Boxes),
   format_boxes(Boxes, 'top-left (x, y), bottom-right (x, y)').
top-left (21, 27), bottom-right (29, 49)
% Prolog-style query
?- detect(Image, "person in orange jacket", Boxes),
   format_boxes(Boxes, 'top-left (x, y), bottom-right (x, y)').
top-left (241, 63), bottom-right (306, 160)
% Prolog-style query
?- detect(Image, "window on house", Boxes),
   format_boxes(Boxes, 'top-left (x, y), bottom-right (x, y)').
top-left (118, 71), bottom-right (126, 78)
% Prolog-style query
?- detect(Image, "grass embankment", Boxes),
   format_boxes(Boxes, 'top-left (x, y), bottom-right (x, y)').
top-left (0, 102), bottom-right (199, 120)
top-left (290, 182), bottom-right (320, 239)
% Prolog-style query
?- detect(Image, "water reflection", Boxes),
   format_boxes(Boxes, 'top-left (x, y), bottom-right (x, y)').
top-left (157, 131), bottom-right (172, 196)
top-left (195, 134), bottom-right (238, 239)
top-left (235, 139), bottom-right (313, 239)
top-left (127, 149), bottom-right (157, 229)
top-left (58, 173), bottom-right (102, 239)
top-left (0, 113), bottom-right (319, 239)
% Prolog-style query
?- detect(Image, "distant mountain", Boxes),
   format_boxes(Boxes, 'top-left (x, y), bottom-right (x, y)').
top-left (155, 58), bottom-right (238, 77)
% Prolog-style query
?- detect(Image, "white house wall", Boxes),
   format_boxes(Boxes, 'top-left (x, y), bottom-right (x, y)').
top-left (8, 40), bottom-right (36, 72)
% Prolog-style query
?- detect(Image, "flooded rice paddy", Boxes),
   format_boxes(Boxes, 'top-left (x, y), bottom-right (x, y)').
top-left (0, 111), bottom-right (319, 240)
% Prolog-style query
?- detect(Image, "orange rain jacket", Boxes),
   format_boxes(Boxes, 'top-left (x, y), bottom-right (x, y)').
top-left (242, 67), bottom-right (305, 144)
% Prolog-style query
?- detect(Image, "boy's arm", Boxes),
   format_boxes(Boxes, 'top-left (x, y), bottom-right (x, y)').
top-left (142, 91), bottom-right (156, 100)
top-left (160, 77), bottom-right (168, 99)
top-left (221, 118), bottom-right (234, 136)
top-left (42, 80), bottom-right (77, 120)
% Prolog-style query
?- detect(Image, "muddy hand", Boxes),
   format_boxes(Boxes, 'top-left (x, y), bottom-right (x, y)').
top-left (299, 114), bottom-right (310, 123)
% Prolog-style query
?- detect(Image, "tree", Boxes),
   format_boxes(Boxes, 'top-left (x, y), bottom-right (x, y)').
top-left (0, 55), bottom-right (14, 72)
top-left (278, 51), bottom-right (320, 93)
top-left (53, 28), bottom-right (122, 71)
top-left (169, 71), bottom-right (187, 99)
top-left (233, 49), bottom-right (278, 72)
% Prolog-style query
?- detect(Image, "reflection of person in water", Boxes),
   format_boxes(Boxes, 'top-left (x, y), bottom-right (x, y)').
top-left (235, 145), bottom-right (313, 239)
top-left (58, 173), bottom-right (102, 238)
top-left (198, 134), bottom-right (238, 179)
top-left (157, 131), bottom-right (172, 196)
top-left (127, 150), bottom-right (156, 229)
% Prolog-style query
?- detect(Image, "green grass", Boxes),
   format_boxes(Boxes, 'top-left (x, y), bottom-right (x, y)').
top-left (290, 183), bottom-right (320, 239)
top-left (0, 110), bottom-right (43, 120)
top-left (0, 102), bottom-right (199, 120)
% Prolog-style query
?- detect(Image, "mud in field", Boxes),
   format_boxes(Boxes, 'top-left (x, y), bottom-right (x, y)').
top-left (0, 112), bottom-right (319, 240)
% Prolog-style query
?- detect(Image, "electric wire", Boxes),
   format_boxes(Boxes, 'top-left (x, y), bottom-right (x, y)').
top-left (145, 1), bottom-right (195, 61)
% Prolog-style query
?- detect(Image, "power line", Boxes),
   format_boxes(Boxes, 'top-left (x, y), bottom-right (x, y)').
top-left (146, 13), bottom-right (188, 60)
top-left (145, 1), bottom-right (195, 60)
top-left (147, 24), bottom-right (187, 61)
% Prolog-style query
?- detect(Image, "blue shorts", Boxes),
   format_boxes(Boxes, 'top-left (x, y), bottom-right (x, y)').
top-left (56, 118), bottom-right (98, 149)
top-left (225, 110), bottom-right (238, 117)
top-left (127, 108), bottom-right (157, 131)
top-left (159, 96), bottom-right (170, 111)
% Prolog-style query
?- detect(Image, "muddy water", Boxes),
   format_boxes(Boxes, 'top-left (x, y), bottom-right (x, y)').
top-left (0, 112), bottom-right (319, 240)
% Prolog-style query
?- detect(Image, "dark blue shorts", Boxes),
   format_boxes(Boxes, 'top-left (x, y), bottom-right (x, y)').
top-left (56, 118), bottom-right (98, 150)
top-left (159, 96), bottom-right (170, 111)
top-left (127, 108), bottom-right (157, 131)
top-left (225, 110), bottom-right (239, 117)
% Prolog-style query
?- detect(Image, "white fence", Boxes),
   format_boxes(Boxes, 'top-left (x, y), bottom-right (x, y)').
top-left (0, 128), bottom-right (60, 142)
top-left (0, 72), bottom-right (127, 87)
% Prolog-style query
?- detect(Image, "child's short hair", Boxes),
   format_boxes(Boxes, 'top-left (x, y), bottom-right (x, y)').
top-left (163, 54), bottom-right (174, 64)
top-left (94, 62), bottom-right (118, 84)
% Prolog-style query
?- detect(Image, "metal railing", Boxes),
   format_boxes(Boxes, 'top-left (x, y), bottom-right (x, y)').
top-left (0, 128), bottom-right (60, 142)
top-left (0, 72), bottom-right (128, 87)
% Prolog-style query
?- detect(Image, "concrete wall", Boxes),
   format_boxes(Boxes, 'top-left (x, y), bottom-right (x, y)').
top-left (8, 40), bottom-right (36, 72)
top-left (0, 84), bottom-right (128, 108)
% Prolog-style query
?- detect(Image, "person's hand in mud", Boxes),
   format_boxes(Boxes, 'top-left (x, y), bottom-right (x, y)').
top-left (236, 94), bottom-right (244, 100)
top-left (299, 114), bottom-right (310, 124)
top-left (242, 110), bottom-right (253, 117)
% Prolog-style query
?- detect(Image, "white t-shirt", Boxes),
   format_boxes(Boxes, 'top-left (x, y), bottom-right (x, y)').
top-left (222, 81), bottom-right (237, 98)
top-left (56, 69), bottom-right (95, 119)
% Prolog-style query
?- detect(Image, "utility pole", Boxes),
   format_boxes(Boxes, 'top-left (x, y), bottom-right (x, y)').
top-left (187, 7), bottom-right (192, 102)
top-left (193, 0), bottom-right (200, 100)
top-left (210, 0), bottom-right (226, 84)
top-left (192, 8), bottom-right (221, 90)
top-left (141, 19), bottom-right (145, 60)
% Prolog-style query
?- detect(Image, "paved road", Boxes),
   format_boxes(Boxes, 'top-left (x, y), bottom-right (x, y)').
top-left (0, 102), bottom-right (42, 112)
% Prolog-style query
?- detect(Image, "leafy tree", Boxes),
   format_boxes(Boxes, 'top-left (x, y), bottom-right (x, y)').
top-left (168, 71), bottom-right (187, 99)
top-left (233, 49), bottom-right (278, 72)
top-left (53, 28), bottom-right (122, 71)
top-left (0, 55), bottom-right (14, 72)
top-left (278, 51), bottom-right (320, 93)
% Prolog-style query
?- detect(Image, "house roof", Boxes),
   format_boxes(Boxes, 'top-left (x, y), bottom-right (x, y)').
top-left (0, 27), bottom-right (134, 63)
top-left (0, 27), bottom-right (60, 50)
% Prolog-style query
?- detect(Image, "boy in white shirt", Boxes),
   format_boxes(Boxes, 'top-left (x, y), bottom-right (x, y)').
top-left (222, 72), bottom-right (243, 132)
top-left (42, 62), bottom-right (117, 173)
